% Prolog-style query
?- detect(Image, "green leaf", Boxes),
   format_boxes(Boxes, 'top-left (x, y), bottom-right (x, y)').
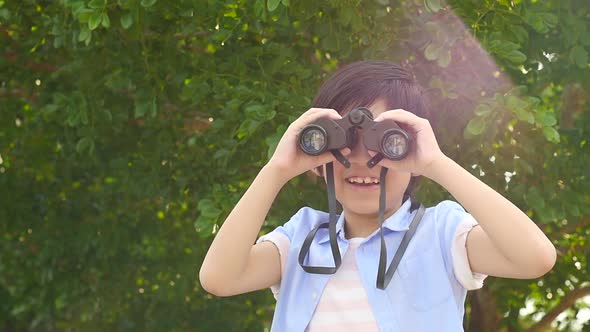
top-left (581, 30), bottom-right (590, 46)
top-left (446, 92), bottom-right (458, 99)
top-left (281, 0), bottom-right (289, 6)
top-left (474, 104), bottom-right (492, 117)
top-left (117, 0), bottom-right (134, 9)
top-left (0, 9), bottom-right (9, 21)
top-left (543, 127), bottom-right (560, 143)
top-left (254, 0), bottom-right (266, 19)
top-left (437, 49), bottom-right (451, 67)
top-left (465, 116), bottom-right (486, 136)
top-left (504, 50), bottom-right (526, 64)
top-left (140, 0), bottom-right (157, 8)
top-left (340, 7), bottom-right (354, 26)
top-left (53, 36), bottom-right (63, 48)
top-left (524, 12), bottom-right (557, 34)
top-left (489, 40), bottom-right (526, 64)
top-left (535, 111), bottom-right (557, 127)
top-left (80, 109), bottom-right (89, 125)
top-left (97, 110), bottom-right (112, 122)
top-left (424, 43), bottom-right (441, 61)
top-left (539, 13), bottom-right (558, 28)
top-left (85, 33), bottom-right (92, 45)
top-left (515, 158), bottom-right (534, 175)
top-left (322, 35), bottom-right (339, 52)
top-left (101, 12), bottom-right (110, 28)
top-left (75, 8), bottom-right (94, 23)
top-left (424, 0), bottom-right (442, 13)
top-left (526, 96), bottom-right (540, 108)
top-left (506, 95), bottom-right (527, 110)
top-left (120, 12), bottom-right (133, 29)
top-left (197, 199), bottom-right (222, 219)
top-left (244, 104), bottom-right (266, 119)
top-left (511, 25), bottom-right (529, 44)
top-left (76, 137), bottom-right (93, 154)
top-left (134, 97), bottom-right (157, 118)
top-left (570, 46), bottom-right (588, 68)
top-left (514, 108), bottom-right (534, 124)
top-left (88, 0), bottom-right (106, 9)
top-left (195, 199), bottom-right (222, 233)
top-left (236, 119), bottom-right (260, 139)
top-left (265, 125), bottom-right (286, 161)
top-left (267, 0), bottom-right (281, 12)
top-left (526, 187), bottom-right (545, 212)
top-left (78, 27), bottom-right (91, 42)
top-left (88, 12), bottom-right (102, 30)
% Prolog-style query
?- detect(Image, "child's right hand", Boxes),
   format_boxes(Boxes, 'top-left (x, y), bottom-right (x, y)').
top-left (267, 108), bottom-right (350, 182)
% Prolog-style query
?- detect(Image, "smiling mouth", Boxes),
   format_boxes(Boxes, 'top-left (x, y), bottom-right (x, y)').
top-left (345, 176), bottom-right (380, 186)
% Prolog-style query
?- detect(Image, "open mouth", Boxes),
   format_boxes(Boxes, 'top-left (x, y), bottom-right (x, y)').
top-left (345, 176), bottom-right (380, 186)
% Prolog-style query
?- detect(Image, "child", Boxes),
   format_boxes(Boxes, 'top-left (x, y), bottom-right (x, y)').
top-left (199, 60), bottom-right (556, 331)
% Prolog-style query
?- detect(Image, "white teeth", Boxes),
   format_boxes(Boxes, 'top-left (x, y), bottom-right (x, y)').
top-left (346, 176), bottom-right (379, 184)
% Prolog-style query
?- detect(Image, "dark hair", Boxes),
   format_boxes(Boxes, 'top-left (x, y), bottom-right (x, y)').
top-left (311, 60), bottom-right (428, 209)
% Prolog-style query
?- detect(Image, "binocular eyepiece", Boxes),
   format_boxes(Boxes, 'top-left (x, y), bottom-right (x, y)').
top-left (299, 107), bottom-right (411, 168)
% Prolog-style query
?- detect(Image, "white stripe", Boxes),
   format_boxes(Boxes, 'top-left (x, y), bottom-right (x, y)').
top-left (320, 286), bottom-right (367, 301)
top-left (307, 308), bottom-right (376, 326)
top-left (330, 269), bottom-right (362, 282)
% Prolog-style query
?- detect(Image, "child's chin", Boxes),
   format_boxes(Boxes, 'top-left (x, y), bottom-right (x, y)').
top-left (343, 202), bottom-right (380, 216)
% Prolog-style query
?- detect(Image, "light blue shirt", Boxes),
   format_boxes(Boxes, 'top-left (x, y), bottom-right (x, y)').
top-left (260, 200), bottom-right (481, 332)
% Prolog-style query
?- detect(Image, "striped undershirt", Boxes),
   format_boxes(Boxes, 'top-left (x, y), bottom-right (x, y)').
top-left (306, 238), bottom-right (379, 332)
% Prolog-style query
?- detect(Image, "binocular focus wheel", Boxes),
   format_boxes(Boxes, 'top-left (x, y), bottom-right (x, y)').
top-left (348, 107), bottom-right (373, 124)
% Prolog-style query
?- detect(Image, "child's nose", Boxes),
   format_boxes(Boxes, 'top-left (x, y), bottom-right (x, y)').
top-left (347, 132), bottom-right (371, 162)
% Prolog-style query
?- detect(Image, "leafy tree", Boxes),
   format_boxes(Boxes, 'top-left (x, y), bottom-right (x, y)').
top-left (0, 0), bottom-right (588, 331)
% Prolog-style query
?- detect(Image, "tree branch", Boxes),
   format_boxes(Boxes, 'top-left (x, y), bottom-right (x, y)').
top-left (528, 286), bottom-right (590, 332)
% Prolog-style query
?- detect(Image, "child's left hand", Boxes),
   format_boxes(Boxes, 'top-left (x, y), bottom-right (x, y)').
top-left (370, 109), bottom-right (446, 177)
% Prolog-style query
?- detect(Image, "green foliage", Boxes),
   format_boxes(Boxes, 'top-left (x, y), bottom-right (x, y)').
top-left (0, 0), bottom-right (589, 331)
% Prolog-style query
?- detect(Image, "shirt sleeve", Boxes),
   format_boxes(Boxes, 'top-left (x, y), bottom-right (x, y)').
top-left (256, 231), bottom-right (290, 299)
top-left (450, 215), bottom-right (487, 290)
top-left (434, 201), bottom-right (487, 291)
top-left (255, 207), bottom-right (312, 299)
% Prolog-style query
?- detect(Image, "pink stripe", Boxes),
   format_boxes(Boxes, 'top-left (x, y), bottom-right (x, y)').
top-left (323, 279), bottom-right (364, 289)
top-left (340, 255), bottom-right (358, 268)
top-left (307, 321), bottom-right (379, 332)
top-left (315, 296), bottom-right (373, 311)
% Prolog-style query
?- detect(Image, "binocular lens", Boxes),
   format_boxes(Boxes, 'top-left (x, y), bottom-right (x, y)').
top-left (382, 132), bottom-right (408, 159)
top-left (300, 126), bottom-right (327, 155)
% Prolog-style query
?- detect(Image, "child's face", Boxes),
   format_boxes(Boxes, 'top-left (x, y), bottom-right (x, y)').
top-left (329, 99), bottom-right (412, 217)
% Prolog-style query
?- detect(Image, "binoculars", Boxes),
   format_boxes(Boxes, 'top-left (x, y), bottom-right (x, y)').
top-left (298, 107), bottom-right (411, 168)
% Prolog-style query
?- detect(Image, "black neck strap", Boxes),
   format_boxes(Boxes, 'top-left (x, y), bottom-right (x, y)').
top-left (298, 162), bottom-right (424, 289)
top-left (376, 168), bottom-right (425, 289)
top-left (298, 162), bottom-right (342, 274)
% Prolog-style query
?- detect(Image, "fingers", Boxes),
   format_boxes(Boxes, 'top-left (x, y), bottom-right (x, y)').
top-left (340, 147), bottom-right (351, 157)
top-left (301, 108), bottom-right (341, 122)
top-left (288, 108), bottom-right (340, 132)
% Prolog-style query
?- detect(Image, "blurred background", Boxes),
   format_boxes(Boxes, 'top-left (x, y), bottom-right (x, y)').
top-left (1, 0), bottom-right (589, 331)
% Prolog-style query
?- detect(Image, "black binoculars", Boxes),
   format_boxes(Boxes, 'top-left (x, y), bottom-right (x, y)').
top-left (298, 107), bottom-right (411, 168)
